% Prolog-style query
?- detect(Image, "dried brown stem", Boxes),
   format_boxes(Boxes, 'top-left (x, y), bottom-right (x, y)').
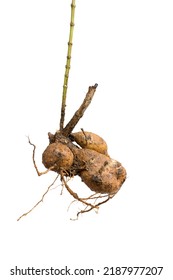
top-left (62, 84), bottom-right (98, 136)
top-left (17, 175), bottom-right (59, 221)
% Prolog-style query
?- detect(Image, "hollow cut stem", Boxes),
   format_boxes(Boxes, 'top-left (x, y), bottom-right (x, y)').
top-left (60, 0), bottom-right (76, 131)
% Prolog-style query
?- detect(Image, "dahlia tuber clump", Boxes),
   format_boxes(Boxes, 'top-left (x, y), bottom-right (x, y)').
top-left (42, 130), bottom-right (126, 196)
top-left (17, 1), bottom-right (126, 221)
top-left (17, 84), bottom-right (126, 221)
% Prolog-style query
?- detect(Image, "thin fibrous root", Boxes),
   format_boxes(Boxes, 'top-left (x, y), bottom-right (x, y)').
top-left (60, 171), bottom-right (116, 220)
top-left (73, 193), bottom-right (115, 220)
top-left (67, 199), bottom-right (78, 212)
top-left (28, 136), bottom-right (55, 176)
top-left (17, 175), bottom-right (59, 221)
top-left (81, 192), bottom-right (110, 201)
top-left (60, 172), bottom-right (99, 210)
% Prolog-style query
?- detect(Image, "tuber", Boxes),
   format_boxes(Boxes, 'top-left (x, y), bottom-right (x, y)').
top-left (42, 142), bottom-right (74, 172)
top-left (74, 148), bottom-right (126, 194)
top-left (71, 131), bottom-right (109, 155)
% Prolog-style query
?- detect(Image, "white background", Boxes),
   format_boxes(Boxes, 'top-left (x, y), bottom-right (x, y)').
top-left (0, 0), bottom-right (173, 279)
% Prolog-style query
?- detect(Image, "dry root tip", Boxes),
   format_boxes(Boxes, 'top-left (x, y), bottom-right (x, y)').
top-left (17, 175), bottom-right (59, 221)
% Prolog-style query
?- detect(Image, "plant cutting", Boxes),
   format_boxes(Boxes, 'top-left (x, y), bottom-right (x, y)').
top-left (17, 0), bottom-right (126, 221)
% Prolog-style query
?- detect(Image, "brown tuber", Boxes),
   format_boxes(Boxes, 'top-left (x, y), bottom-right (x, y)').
top-left (74, 148), bottom-right (126, 194)
top-left (71, 131), bottom-right (109, 155)
top-left (42, 142), bottom-right (74, 172)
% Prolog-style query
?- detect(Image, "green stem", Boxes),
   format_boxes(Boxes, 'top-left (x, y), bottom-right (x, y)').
top-left (59, 0), bottom-right (76, 131)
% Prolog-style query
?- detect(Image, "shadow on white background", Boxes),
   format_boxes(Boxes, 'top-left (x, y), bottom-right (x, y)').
top-left (0, 0), bottom-right (173, 279)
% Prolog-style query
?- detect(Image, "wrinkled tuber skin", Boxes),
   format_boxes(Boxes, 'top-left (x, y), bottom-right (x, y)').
top-left (73, 148), bottom-right (126, 194)
top-left (42, 142), bottom-right (74, 172)
top-left (70, 131), bottom-right (109, 156)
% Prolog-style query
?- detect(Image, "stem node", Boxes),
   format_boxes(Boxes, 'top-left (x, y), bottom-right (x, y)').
top-left (59, 0), bottom-right (76, 131)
